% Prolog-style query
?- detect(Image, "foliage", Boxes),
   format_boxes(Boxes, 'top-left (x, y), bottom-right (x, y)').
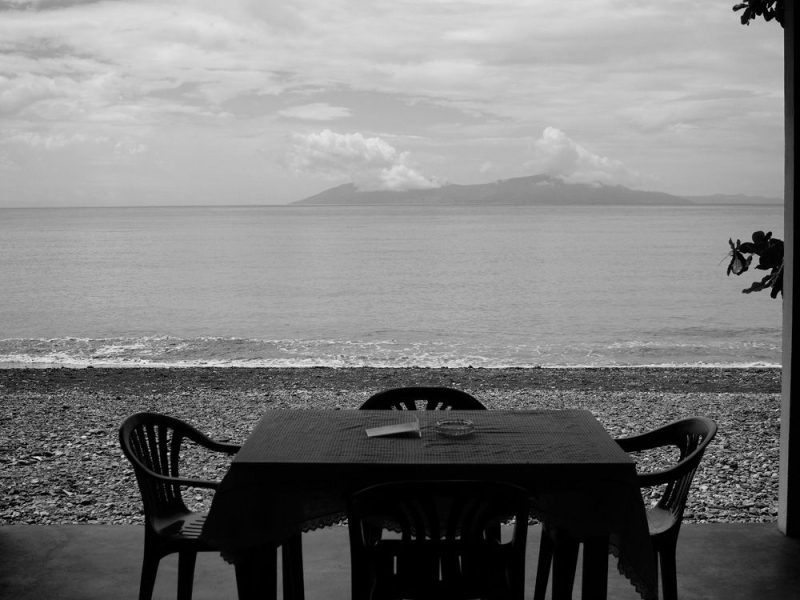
top-left (726, 4), bottom-right (784, 299)
top-left (727, 231), bottom-right (784, 298)
top-left (732, 0), bottom-right (784, 26)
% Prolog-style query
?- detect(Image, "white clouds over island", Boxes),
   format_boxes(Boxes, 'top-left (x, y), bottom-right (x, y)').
top-left (526, 128), bottom-right (645, 188)
top-left (286, 129), bottom-right (444, 192)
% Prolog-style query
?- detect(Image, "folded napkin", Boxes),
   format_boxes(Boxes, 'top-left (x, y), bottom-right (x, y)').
top-left (366, 418), bottom-right (421, 438)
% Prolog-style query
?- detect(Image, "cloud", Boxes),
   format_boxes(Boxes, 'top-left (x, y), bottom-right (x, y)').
top-left (525, 127), bottom-right (643, 188)
top-left (0, 1), bottom-right (784, 202)
top-left (0, 3), bottom-right (781, 135)
top-left (277, 103), bottom-right (351, 121)
top-left (0, 74), bottom-right (60, 114)
top-left (0, 0), bottom-right (750, 128)
top-left (4, 131), bottom-right (109, 149)
top-left (285, 129), bottom-right (443, 191)
top-left (114, 139), bottom-right (147, 155)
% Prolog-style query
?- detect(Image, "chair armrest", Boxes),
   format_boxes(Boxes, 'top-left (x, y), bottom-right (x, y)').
top-left (616, 417), bottom-right (716, 488)
top-left (615, 417), bottom-right (716, 454)
top-left (205, 441), bottom-right (241, 455)
top-left (625, 443), bottom-right (708, 488)
top-left (615, 429), bottom-right (669, 454)
top-left (635, 460), bottom-right (697, 488)
top-left (134, 468), bottom-right (221, 490)
top-left (180, 428), bottom-right (241, 455)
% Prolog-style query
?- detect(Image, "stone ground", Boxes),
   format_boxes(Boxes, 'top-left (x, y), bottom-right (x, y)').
top-left (0, 366), bottom-right (781, 525)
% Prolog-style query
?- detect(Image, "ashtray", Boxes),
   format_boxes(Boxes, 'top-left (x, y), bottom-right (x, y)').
top-left (435, 419), bottom-right (474, 437)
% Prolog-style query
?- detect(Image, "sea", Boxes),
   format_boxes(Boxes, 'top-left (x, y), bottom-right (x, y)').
top-left (0, 203), bottom-right (784, 369)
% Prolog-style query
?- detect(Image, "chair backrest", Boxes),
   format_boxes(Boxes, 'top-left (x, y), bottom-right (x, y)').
top-left (119, 412), bottom-right (218, 521)
top-left (359, 386), bottom-right (486, 410)
top-left (347, 480), bottom-right (528, 600)
top-left (616, 416), bottom-right (717, 524)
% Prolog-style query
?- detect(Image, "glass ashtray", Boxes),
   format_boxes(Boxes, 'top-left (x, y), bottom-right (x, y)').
top-left (435, 419), bottom-right (475, 437)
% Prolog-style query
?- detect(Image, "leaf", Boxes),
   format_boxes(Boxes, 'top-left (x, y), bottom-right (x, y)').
top-left (738, 242), bottom-right (757, 254)
top-left (741, 266), bottom-right (784, 297)
top-left (742, 273), bottom-right (772, 294)
top-left (727, 251), bottom-right (751, 276)
top-left (726, 229), bottom-right (784, 297)
top-left (757, 240), bottom-right (783, 269)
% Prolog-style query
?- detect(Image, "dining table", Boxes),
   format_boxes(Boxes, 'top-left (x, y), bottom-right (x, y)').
top-left (201, 408), bottom-right (658, 600)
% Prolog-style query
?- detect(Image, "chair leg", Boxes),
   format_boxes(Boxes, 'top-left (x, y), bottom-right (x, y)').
top-left (581, 536), bottom-right (609, 600)
top-left (281, 534), bottom-right (305, 600)
top-left (177, 551), bottom-right (198, 600)
top-left (551, 532), bottom-right (580, 600)
top-left (533, 529), bottom-right (554, 600)
top-left (139, 535), bottom-right (160, 600)
top-left (235, 544), bottom-right (279, 600)
top-left (659, 547), bottom-right (678, 600)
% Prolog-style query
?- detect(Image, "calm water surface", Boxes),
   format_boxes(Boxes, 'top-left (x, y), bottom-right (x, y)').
top-left (0, 204), bottom-right (784, 368)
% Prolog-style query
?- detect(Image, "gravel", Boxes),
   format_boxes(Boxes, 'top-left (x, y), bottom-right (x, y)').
top-left (0, 366), bottom-right (781, 526)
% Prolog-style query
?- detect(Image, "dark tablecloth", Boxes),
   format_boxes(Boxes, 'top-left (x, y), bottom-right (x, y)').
top-left (202, 409), bottom-right (657, 599)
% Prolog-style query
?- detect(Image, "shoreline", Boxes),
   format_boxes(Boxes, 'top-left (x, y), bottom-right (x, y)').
top-left (0, 361), bottom-right (782, 369)
top-left (0, 366), bottom-right (781, 526)
top-left (0, 365), bottom-right (782, 394)
top-left (0, 361), bottom-right (782, 371)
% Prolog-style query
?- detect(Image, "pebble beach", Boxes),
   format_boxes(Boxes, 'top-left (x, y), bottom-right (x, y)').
top-left (0, 366), bottom-right (782, 526)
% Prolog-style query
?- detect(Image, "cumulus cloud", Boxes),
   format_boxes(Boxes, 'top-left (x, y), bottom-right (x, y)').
top-left (525, 127), bottom-right (643, 187)
top-left (0, 74), bottom-right (60, 114)
top-left (285, 129), bottom-right (443, 191)
top-left (277, 103), bottom-right (351, 121)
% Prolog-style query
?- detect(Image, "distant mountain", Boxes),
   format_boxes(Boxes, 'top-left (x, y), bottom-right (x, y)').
top-left (680, 192), bottom-right (783, 205)
top-left (292, 175), bottom-right (782, 206)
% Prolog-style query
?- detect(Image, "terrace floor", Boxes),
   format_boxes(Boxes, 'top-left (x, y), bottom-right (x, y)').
top-left (1, 522), bottom-right (799, 599)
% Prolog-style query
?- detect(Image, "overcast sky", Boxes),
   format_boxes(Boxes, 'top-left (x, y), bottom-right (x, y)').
top-left (0, 0), bottom-right (785, 207)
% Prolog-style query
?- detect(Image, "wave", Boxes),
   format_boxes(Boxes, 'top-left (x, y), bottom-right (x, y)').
top-left (0, 335), bottom-right (782, 369)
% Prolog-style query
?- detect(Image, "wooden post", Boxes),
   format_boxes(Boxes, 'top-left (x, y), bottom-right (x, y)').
top-left (780, 0), bottom-right (799, 536)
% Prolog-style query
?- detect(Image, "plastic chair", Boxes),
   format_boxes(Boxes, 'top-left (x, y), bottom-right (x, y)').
top-left (359, 387), bottom-right (491, 545)
top-left (347, 480), bottom-right (530, 600)
top-left (532, 416), bottom-right (718, 600)
top-left (359, 386), bottom-right (486, 410)
top-left (120, 412), bottom-right (304, 600)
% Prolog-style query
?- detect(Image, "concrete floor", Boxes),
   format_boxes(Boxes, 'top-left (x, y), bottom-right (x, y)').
top-left (1, 523), bottom-right (799, 599)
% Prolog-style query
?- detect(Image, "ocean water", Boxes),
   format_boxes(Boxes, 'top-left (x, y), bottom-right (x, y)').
top-left (0, 203), bottom-right (784, 368)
